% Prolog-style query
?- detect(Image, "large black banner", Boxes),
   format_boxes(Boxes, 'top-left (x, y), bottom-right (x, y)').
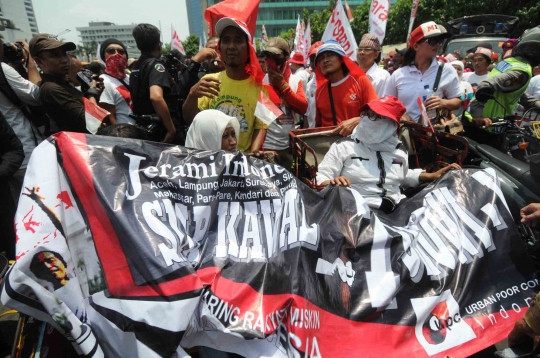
top-left (2, 132), bottom-right (537, 358)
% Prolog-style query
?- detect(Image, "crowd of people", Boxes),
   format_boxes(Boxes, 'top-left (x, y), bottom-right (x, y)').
top-left (2, 13), bottom-right (540, 350)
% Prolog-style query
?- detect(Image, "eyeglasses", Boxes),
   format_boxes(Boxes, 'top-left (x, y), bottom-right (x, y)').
top-left (420, 37), bottom-right (444, 46)
top-left (357, 48), bottom-right (376, 53)
top-left (106, 48), bottom-right (126, 55)
top-left (360, 110), bottom-right (382, 121)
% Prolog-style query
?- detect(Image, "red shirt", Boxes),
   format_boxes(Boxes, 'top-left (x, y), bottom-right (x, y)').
top-left (315, 74), bottom-right (377, 127)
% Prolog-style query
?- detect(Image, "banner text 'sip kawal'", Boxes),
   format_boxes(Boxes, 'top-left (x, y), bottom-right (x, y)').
top-left (2, 132), bottom-right (538, 358)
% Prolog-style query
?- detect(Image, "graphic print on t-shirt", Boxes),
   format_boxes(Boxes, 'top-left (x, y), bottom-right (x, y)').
top-left (213, 97), bottom-right (248, 133)
top-left (116, 85), bottom-right (133, 109)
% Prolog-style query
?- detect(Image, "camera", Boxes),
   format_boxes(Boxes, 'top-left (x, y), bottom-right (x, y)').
top-left (2, 42), bottom-right (25, 63)
top-left (160, 49), bottom-right (186, 82)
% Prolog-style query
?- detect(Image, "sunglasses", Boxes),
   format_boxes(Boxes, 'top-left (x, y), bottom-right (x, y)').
top-left (106, 48), bottom-right (126, 55)
top-left (420, 37), bottom-right (444, 46)
top-left (360, 110), bottom-right (383, 121)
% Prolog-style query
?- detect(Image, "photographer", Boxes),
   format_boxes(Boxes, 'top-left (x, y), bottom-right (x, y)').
top-left (0, 38), bottom-right (42, 205)
top-left (30, 34), bottom-right (106, 134)
top-left (129, 23), bottom-right (176, 143)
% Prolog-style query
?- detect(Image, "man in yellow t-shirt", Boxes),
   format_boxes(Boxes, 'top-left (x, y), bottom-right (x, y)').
top-left (182, 18), bottom-right (266, 153)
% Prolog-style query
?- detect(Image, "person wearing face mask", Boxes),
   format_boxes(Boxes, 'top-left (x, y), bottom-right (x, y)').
top-left (185, 109), bottom-right (239, 152)
top-left (450, 60), bottom-right (474, 118)
top-left (99, 38), bottom-right (133, 125)
top-left (316, 96), bottom-right (460, 213)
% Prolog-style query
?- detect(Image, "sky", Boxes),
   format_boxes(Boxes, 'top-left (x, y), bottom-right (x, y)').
top-left (32, 0), bottom-right (191, 45)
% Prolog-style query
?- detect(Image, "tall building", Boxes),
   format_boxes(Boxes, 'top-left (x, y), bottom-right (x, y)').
top-left (76, 22), bottom-right (140, 59)
top-left (0, 0), bottom-right (39, 42)
top-left (186, 0), bottom-right (205, 40)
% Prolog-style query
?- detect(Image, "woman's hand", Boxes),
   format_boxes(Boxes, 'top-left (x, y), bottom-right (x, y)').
top-left (330, 176), bottom-right (352, 187)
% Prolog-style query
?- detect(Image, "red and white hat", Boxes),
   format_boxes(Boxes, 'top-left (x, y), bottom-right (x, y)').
top-left (360, 96), bottom-right (406, 127)
top-left (408, 21), bottom-right (451, 48)
top-left (215, 18), bottom-right (252, 42)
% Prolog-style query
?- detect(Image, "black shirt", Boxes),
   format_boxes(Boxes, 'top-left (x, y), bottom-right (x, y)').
top-left (130, 55), bottom-right (173, 115)
top-left (39, 73), bottom-right (88, 134)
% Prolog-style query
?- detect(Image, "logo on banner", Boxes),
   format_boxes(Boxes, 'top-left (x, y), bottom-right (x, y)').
top-left (411, 290), bottom-right (476, 355)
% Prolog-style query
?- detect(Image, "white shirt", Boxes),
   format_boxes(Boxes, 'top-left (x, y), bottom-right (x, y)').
top-left (293, 67), bottom-right (310, 94)
top-left (99, 74), bottom-right (133, 124)
top-left (0, 63), bottom-right (41, 168)
top-left (526, 75), bottom-right (540, 99)
top-left (316, 138), bottom-right (421, 209)
top-left (305, 74), bottom-right (317, 128)
top-left (383, 59), bottom-right (462, 122)
top-left (366, 62), bottom-right (390, 98)
top-left (463, 72), bottom-right (488, 87)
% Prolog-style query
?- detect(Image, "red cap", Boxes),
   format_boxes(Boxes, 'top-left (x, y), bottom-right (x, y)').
top-left (491, 52), bottom-right (499, 61)
top-left (408, 21), bottom-right (451, 48)
top-left (308, 41), bottom-right (323, 57)
top-left (360, 96), bottom-right (406, 127)
top-left (290, 52), bottom-right (305, 65)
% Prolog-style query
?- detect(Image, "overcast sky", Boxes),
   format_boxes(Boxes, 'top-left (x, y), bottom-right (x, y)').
top-left (32, 0), bottom-right (191, 45)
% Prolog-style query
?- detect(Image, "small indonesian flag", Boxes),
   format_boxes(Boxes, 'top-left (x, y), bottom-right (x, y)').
top-left (84, 98), bottom-right (109, 134)
top-left (171, 25), bottom-right (186, 55)
top-left (255, 91), bottom-right (282, 125)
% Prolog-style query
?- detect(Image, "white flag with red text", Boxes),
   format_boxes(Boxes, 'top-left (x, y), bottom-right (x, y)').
top-left (171, 25), bottom-right (185, 55)
top-left (369, 0), bottom-right (390, 44)
top-left (293, 16), bottom-right (304, 55)
top-left (303, 22), bottom-right (311, 63)
top-left (322, 0), bottom-right (358, 61)
top-left (83, 98), bottom-right (109, 134)
top-left (260, 23), bottom-right (269, 51)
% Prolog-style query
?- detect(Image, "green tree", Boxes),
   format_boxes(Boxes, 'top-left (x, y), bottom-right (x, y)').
top-left (182, 34), bottom-right (200, 58)
top-left (350, 2), bottom-right (372, 41)
top-left (278, 28), bottom-right (296, 46)
top-left (162, 42), bottom-right (171, 55)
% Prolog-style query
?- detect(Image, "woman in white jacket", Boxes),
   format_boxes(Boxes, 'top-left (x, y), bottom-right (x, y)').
top-left (316, 96), bottom-right (460, 213)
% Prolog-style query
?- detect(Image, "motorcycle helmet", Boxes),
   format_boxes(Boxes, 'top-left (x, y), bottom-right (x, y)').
top-left (513, 26), bottom-right (540, 67)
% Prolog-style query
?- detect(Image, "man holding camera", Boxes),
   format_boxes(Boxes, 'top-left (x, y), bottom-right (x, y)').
top-left (30, 34), bottom-right (105, 134)
top-left (0, 38), bottom-right (42, 205)
top-left (129, 23), bottom-right (176, 143)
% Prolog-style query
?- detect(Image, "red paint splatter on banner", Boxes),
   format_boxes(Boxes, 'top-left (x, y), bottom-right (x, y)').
top-left (55, 191), bottom-right (74, 209)
top-left (22, 206), bottom-right (41, 234)
top-left (16, 250), bottom-right (29, 260)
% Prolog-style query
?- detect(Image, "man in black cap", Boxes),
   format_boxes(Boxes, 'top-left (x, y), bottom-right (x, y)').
top-left (30, 34), bottom-right (104, 133)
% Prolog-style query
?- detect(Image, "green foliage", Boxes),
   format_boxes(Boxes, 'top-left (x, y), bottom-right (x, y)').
top-left (182, 34), bottom-right (200, 58)
top-left (162, 42), bottom-right (171, 55)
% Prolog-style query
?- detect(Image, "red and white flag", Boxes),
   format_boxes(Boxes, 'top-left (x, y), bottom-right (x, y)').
top-left (303, 22), bottom-right (311, 63)
top-left (171, 25), bottom-right (185, 55)
top-left (255, 92), bottom-right (282, 125)
top-left (369, 0), bottom-right (390, 43)
top-left (322, 0), bottom-right (358, 61)
top-left (83, 98), bottom-right (109, 134)
top-left (260, 23), bottom-right (268, 51)
top-left (293, 16), bottom-right (304, 55)
top-left (345, 0), bottom-right (354, 22)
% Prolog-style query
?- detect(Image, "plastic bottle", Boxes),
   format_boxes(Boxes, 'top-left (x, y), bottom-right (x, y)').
top-left (423, 85), bottom-right (436, 119)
